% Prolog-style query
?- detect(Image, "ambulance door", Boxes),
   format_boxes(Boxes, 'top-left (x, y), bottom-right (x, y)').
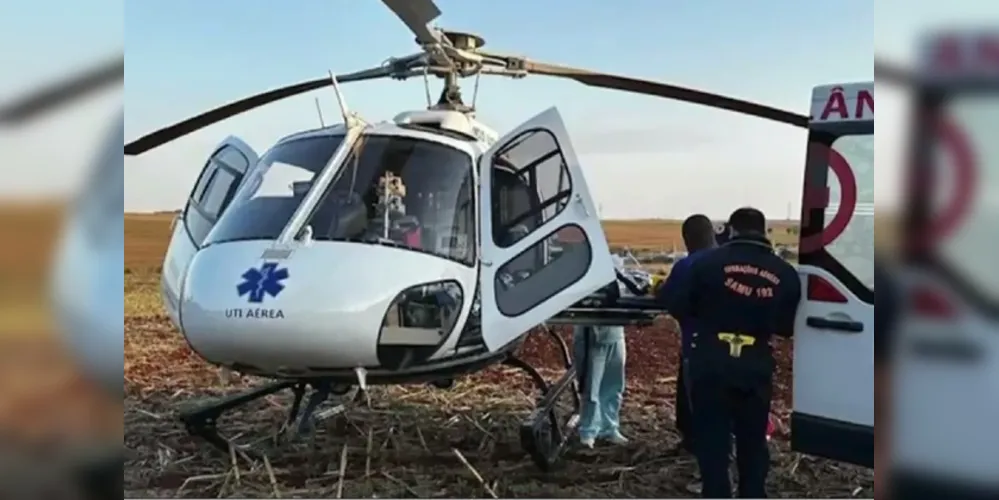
top-left (478, 107), bottom-right (617, 352)
top-left (161, 137), bottom-right (258, 327)
top-left (892, 39), bottom-right (999, 493)
top-left (791, 83), bottom-right (875, 467)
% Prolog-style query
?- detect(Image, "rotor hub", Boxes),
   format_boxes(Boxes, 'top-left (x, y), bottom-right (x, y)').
top-left (443, 30), bottom-right (485, 50)
top-left (416, 30), bottom-right (486, 51)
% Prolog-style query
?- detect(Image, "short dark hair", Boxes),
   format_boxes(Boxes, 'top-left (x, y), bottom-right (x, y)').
top-left (681, 214), bottom-right (716, 251)
top-left (728, 207), bottom-right (767, 235)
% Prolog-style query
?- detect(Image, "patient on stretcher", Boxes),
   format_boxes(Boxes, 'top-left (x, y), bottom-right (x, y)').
top-left (551, 252), bottom-right (667, 326)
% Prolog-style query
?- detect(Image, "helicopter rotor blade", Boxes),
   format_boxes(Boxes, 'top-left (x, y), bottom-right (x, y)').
top-left (380, 0), bottom-right (444, 45)
top-left (124, 65), bottom-right (395, 156)
top-left (0, 54), bottom-right (124, 124)
top-left (512, 58), bottom-right (810, 128)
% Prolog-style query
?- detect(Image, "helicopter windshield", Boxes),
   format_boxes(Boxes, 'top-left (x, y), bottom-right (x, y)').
top-left (205, 135), bottom-right (345, 244)
top-left (303, 135), bottom-right (475, 265)
top-left (206, 133), bottom-right (475, 266)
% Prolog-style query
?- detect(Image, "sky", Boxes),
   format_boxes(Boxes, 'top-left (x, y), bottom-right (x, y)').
top-left (0, 0), bottom-right (123, 201)
top-left (115, 0), bottom-right (875, 220)
top-left (11, 0), bottom-right (992, 220)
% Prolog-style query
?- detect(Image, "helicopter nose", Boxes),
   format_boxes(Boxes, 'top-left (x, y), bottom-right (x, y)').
top-left (179, 241), bottom-right (474, 374)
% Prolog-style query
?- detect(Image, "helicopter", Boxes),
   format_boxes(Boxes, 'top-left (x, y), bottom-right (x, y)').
top-left (117, 0), bottom-right (877, 471)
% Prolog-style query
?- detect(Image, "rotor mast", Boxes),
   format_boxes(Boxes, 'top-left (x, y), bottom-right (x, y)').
top-left (426, 30), bottom-right (486, 113)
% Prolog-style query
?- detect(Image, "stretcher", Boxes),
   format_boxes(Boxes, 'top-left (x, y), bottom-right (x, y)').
top-left (549, 270), bottom-right (668, 326)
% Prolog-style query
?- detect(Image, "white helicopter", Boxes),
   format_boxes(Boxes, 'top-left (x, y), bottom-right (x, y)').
top-left (121, 0), bottom-right (874, 470)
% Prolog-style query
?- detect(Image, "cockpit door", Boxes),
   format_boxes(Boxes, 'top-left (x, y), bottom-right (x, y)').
top-left (161, 136), bottom-right (259, 327)
top-left (478, 107), bottom-right (616, 352)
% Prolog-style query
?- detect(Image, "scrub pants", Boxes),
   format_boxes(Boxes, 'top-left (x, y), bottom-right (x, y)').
top-left (691, 375), bottom-right (773, 498)
top-left (572, 325), bottom-right (626, 441)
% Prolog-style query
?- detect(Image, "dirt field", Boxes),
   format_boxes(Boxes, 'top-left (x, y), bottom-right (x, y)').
top-left (118, 212), bottom-right (871, 498)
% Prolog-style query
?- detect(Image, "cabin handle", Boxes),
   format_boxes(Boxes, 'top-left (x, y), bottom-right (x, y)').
top-left (481, 260), bottom-right (493, 267)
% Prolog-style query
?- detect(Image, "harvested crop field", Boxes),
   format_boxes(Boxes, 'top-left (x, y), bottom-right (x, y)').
top-left (119, 213), bottom-right (871, 498)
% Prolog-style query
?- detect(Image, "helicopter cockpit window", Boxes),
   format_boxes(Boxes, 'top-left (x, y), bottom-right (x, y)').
top-left (205, 135), bottom-right (345, 245)
top-left (184, 145), bottom-right (252, 245)
top-left (303, 135), bottom-right (475, 266)
top-left (490, 129), bottom-right (572, 249)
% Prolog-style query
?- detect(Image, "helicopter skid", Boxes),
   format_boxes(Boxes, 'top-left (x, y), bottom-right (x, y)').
top-left (179, 379), bottom-right (365, 455)
top-left (179, 380), bottom-right (302, 454)
top-left (521, 366), bottom-right (580, 471)
top-left (178, 326), bottom-right (581, 471)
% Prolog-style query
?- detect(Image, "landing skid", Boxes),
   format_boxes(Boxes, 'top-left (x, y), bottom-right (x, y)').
top-left (177, 325), bottom-right (581, 471)
top-left (178, 380), bottom-right (357, 455)
top-left (513, 324), bottom-right (582, 471)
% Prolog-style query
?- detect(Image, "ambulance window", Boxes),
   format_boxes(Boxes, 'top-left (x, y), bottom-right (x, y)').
top-left (825, 133), bottom-right (875, 290)
top-left (495, 224), bottom-right (591, 317)
top-left (490, 129), bottom-right (572, 248)
top-left (937, 96), bottom-right (999, 305)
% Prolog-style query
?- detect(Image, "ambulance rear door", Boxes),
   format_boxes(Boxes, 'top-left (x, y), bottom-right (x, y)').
top-left (791, 82), bottom-right (875, 468)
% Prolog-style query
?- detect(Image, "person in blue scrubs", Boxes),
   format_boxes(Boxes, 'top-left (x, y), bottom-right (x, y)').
top-left (656, 214), bottom-right (717, 453)
top-left (573, 323), bottom-right (628, 447)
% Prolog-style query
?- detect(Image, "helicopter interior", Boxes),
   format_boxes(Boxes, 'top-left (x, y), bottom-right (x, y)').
top-left (205, 133), bottom-right (477, 263)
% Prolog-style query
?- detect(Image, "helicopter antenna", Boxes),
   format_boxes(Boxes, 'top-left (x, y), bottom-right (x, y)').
top-left (314, 97), bottom-right (326, 127)
top-left (328, 70), bottom-right (360, 128)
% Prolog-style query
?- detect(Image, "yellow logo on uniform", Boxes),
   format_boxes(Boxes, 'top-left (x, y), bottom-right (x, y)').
top-left (717, 333), bottom-right (756, 358)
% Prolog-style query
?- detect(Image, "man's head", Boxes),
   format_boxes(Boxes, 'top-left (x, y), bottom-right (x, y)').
top-left (681, 214), bottom-right (716, 252)
top-left (727, 207), bottom-right (768, 238)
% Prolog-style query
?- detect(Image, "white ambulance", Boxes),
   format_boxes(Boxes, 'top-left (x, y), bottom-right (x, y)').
top-left (790, 81), bottom-right (875, 467)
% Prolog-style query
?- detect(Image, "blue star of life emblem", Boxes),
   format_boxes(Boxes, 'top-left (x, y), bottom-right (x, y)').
top-left (237, 262), bottom-right (289, 303)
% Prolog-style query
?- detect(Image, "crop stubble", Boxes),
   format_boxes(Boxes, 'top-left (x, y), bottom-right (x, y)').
top-left (117, 214), bottom-right (871, 498)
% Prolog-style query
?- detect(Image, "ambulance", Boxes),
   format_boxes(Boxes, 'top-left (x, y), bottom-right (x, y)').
top-left (798, 30), bottom-right (999, 496)
top-left (791, 81), bottom-right (875, 467)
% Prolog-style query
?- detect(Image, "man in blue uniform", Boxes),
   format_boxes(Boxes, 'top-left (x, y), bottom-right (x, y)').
top-left (665, 207), bottom-right (801, 498)
top-left (656, 214), bottom-right (717, 453)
